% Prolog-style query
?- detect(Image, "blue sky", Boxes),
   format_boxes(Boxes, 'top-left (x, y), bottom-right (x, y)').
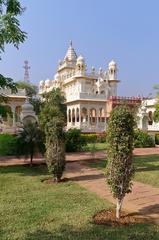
top-left (1, 0), bottom-right (159, 96)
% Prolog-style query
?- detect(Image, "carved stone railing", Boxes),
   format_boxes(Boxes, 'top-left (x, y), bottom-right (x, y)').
top-left (0, 88), bottom-right (26, 97)
top-left (148, 124), bottom-right (159, 131)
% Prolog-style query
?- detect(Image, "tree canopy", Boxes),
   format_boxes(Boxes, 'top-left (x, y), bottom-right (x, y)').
top-left (0, 0), bottom-right (27, 92)
top-left (16, 81), bottom-right (38, 98)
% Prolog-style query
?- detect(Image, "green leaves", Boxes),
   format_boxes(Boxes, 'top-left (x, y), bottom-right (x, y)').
top-left (16, 122), bottom-right (45, 164)
top-left (106, 106), bottom-right (135, 202)
top-left (39, 88), bottom-right (66, 181)
top-left (0, 0), bottom-right (26, 100)
top-left (0, 0), bottom-right (27, 57)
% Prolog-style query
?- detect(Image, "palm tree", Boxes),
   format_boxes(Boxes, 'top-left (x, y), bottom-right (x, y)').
top-left (16, 122), bottom-right (45, 166)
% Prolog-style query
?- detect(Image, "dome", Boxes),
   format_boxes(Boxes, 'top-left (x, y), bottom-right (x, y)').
top-left (39, 80), bottom-right (44, 86)
top-left (54, 73), bottom-right (59, 80)
top-left (22, 99), bottom-right (34, 111)
top-left (77, 55), bottom-right (85, 63)
top-left (45, 79), bottom-right (51, 87)
top-left (109, 60), bottom-right (116, 67)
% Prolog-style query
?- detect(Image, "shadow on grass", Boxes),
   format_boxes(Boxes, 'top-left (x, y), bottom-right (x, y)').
top-left (70, 173), bottom-right (105, 182)
top-left (24, 224), bottom-right (159, 240)
top-left (89, 155), bottom-right (159, 173)
top-left (0, 164), bottom-right (48, 176)
top-left (134, 155), bottom-right (159, 172)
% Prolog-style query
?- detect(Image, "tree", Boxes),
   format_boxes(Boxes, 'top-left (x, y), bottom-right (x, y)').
top-left (39, 88), bottom-right (66, 182)
top-left (16, 81), bottom-right (38, 98)
top-left (0, 0), bottom-right (26, 92)
top-left (106, 105), bottom-right (135, 220)
top-left (16, 122), bottom-right (45, 166)
top-left (65, 128), bottom-right (87, 152)
top-left (16, 81), bottom-right (42, 115)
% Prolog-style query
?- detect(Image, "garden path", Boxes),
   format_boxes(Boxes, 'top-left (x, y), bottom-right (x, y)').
top-left (64, 147), bottom-right (159, 223)
top-left (0, 147), bottom-right (159, 166)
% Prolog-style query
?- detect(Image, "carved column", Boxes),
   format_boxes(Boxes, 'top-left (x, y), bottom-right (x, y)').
top-left (71, 108), bottom-right (73, 125)
top-left (11, 105), bottom-right (16, 128)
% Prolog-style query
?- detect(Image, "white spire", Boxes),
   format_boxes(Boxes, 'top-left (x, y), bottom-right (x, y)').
top-left (64, 41), bottom-right (77, 61)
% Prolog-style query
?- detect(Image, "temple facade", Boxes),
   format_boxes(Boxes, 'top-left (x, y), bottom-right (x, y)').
top-left (39, 42), bottom-right (119, 132)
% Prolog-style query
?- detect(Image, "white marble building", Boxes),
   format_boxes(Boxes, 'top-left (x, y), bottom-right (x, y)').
top-left (138, 98), bottom-right (159, 133)
top-left (39, 42), bottom-right (119, 132)
top-left (0, 88), bottom-right (37, 133)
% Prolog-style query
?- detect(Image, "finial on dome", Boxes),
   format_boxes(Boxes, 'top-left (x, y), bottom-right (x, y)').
top-left (64, 41), bottom-right (77, 61)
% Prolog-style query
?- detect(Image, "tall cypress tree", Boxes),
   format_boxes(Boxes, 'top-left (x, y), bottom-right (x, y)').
top-left (40, 88), bottom-right (66, 182)
top-left (106, 105), bottom-right (135, 220)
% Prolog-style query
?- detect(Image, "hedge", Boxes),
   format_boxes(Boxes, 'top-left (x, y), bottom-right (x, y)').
top-left (134, 129), bottom-right (155, 148)
top-left (0, 134), bottom-right (17, 156)
top-left (81, 132), bottom-right (106, 143)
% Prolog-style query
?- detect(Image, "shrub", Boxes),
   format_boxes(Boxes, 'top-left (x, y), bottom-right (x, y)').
top-left (96, 132), bottom-right (106, 143)
top-left (81, 132), bottom-right (106, 143)
top-left (66, 128), bottom-right (87, 152)
top-left (81, 133), bottom-right (97, 143)
top-left (0, 134), bottom-right (17, 156)
top-left (134, 129), bottom-right (155, 148)
top-left (155, 134), bottom-right (159, 145)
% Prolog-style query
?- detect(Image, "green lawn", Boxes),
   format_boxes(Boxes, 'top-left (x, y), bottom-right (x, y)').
top-left (0, 164), bottom-right (159, 240)
top-left (84, 142), bottom-right (107, 152)
top-left (90, 154), bottom-right (159, 188)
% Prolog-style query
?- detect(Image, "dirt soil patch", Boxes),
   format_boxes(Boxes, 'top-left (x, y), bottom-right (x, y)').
top-left (41, 177), bottom-right (69, 184)
top-left (93, 209), bottom-right (148, 226)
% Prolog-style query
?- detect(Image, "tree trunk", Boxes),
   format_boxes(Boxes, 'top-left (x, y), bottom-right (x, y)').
top-left (116, 199), bottom-right (122, 220)
top-left (30, 152), bottom-right (33, 166)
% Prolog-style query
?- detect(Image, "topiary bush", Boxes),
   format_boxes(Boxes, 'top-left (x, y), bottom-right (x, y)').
top-left (0, 134), bottom-right (17, 156)
top-left (106, 105), bottom-right (135, 220)
top-left (134, 129), bottom-right (155, 148)
top-left (66, 128), bottom-right (87, 152)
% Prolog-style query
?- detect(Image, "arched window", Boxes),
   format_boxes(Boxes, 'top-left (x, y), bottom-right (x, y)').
top-left (90, 108), bottom-right (97, 124)
top-left (72, 109), bottom-right (75, 123)
top-left (68, 109), bottom-right (71, 122)
top-left (148, 111), bottom-right (153, 125)
top-left (76, 108), bottom-right (79, 122)
top-left (81, 107), bottom-right (87, 123)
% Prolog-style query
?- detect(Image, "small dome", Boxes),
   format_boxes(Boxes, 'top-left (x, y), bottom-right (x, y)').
top-left (77, 55), bottom-right (85, 63)
top-left (45, 79), bottom-right (51, 87)
top-left (54, 73), bottom-right (59, 80)
top-left (39, 80), bottom-right (44, 86)
top-left (22, 99), bottom-right (34, 111)
top-left (109, 60), bottom-right (116, 67)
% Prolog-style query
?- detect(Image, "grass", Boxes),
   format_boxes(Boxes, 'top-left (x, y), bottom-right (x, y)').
top-left (0, 165), bottom-right (159, 239)
top-left (90, 154), bottom-right (159, 188)
top-left (84, 142), bottom-right (107, 152)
